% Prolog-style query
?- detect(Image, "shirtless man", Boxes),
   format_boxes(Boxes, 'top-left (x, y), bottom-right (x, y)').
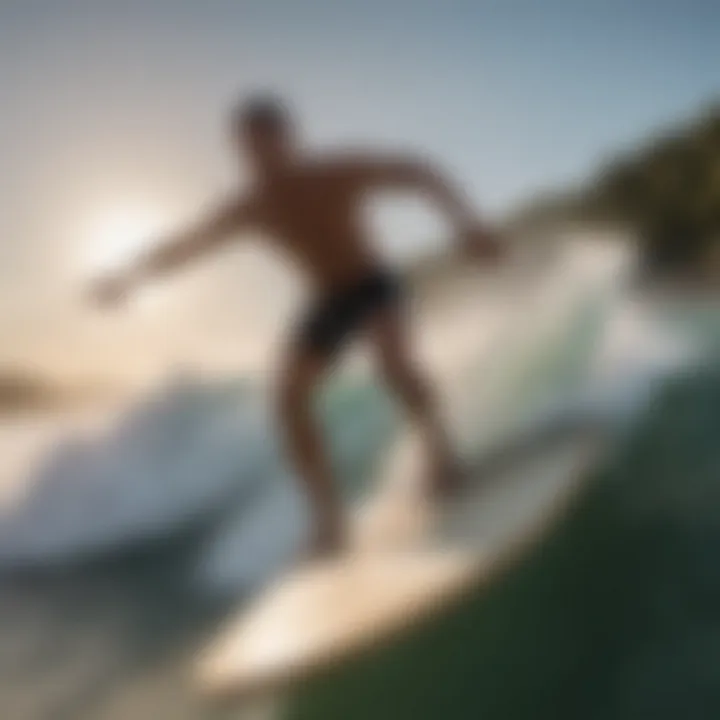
top-left (92, 94), bottom-right (502, 556)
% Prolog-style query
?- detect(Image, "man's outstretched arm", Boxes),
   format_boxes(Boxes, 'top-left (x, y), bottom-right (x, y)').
top-left (90, 199), bottom-right (253, 306)
top-left (338, 154), bottom-right (502, 258)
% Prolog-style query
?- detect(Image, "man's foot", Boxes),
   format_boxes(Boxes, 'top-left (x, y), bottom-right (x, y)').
top-left (426, 452), bottom-right (465, 499)
top-left (307, 515), bottom-right (348, 561)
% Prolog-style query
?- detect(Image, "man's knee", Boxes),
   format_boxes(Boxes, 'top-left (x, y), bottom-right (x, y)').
top-left (380, 356), bottom-right (433, 411)
top-left (277, 373), bottom-right (311, 421)
top-left (276, 355), bottom-right (326, 423)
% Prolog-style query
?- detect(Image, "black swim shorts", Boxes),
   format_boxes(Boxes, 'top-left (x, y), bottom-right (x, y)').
top-left (295, 267), bottom-right (402, 356)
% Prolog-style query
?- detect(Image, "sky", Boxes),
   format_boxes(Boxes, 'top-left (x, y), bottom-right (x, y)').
top-left (0, 0), bottom-right (718, 381)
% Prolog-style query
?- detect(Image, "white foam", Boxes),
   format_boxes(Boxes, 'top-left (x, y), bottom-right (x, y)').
top-left (0, 235), bottom-right (698, 592)
top-left (0, 377), bottom-right (275, 566)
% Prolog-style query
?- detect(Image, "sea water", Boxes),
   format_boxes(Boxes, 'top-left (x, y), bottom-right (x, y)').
top-left (0, 237), bottom-right (703, 720)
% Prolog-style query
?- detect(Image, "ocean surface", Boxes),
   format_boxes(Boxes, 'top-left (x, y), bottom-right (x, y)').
top-left (0, 238), bottom-right (712, 720)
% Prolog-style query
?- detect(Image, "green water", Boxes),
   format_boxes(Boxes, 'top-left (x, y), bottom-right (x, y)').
top-left (286, 363), bottom-right (720, 720)
top-left (1, 279), bottom-right (715, 719)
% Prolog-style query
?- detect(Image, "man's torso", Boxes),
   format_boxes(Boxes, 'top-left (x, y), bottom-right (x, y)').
top-left (246, 159), bottom-right (379, 290)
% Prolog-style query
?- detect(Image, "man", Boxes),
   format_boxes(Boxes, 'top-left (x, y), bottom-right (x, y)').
top-left (92, 94), bottom-right (502, 556)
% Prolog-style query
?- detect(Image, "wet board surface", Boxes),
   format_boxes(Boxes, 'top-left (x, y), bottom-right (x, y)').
top-left (196, 420), bottom-right (606, 701)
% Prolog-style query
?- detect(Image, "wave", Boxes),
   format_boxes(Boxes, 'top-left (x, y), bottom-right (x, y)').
top-left (0, 238), bottom-right (695, 588)
top-left (0, 374), bottom-right (398, 571)
top-left (195, 238), bottom-right (696, 597)
top-left (0, 236), bottom-right (708, 720)
top-left (285, 361), bottom-right (720, 720)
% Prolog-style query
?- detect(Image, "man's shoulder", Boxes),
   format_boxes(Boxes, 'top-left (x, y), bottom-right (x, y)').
top-left (212, 189), bottom-right (262, 226)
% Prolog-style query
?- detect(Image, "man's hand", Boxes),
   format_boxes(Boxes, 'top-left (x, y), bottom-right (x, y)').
top-left (88, 272), bottom-right (135, 309)
top-left (459, 224), bottom-right (505, 264)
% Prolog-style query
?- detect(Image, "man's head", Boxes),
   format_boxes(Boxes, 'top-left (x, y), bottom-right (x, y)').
top-left (231, 94), bottom-right (297, 174)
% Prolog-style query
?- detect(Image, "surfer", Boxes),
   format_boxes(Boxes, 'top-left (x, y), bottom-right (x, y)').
top-left (91, 94), bottom-right (502, 556)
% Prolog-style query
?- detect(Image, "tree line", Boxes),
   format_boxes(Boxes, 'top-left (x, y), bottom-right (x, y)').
top-left (512, 102), bottom-right (720, 278)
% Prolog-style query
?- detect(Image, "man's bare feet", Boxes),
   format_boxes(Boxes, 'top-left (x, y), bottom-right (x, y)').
top-left (426, 451), bottom-right (465, 499)
top-left (307, 514), bottom-right (348, 561)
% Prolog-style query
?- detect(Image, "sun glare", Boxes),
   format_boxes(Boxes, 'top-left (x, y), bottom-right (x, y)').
top-left (80, 206), bottom-right (169, 278)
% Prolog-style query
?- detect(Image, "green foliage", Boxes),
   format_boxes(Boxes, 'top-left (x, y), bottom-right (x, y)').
top-left (589, 104), bottom-right (720, 274)
top-left (285, 363), bottom-right (720, 720)
top-left (510, 102), bottom-right (720, 276)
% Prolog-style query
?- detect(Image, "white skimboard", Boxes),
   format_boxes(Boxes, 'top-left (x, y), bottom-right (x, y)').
top-left (196, 421), bottom-right (605, 700)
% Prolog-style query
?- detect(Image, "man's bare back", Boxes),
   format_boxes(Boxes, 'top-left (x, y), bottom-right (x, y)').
top-left (91, 94), bottom-right (502, 557)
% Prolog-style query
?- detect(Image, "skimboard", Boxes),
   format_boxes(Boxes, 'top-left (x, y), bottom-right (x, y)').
top-left (195, 417), bottom-right (606, 701)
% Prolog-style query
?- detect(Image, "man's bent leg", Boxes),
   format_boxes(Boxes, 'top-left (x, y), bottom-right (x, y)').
top-left (370, 308), bottom-right (459, 495)
top-left (276, 348), bottom-right (345, 557)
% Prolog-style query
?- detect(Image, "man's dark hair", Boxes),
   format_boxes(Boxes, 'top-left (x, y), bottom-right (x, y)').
top-left (233, 93), bottom-right (292, 134)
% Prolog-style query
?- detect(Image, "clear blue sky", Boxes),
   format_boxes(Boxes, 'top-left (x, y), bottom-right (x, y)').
top-left (0, 0), bottom-right (718, 378)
